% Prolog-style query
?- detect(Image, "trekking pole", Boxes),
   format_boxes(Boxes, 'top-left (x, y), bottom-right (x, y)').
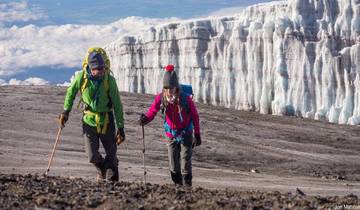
top-left (45, 125), bottom-right (64, 175)
top-left (141, 125), bottom-right (147, 186)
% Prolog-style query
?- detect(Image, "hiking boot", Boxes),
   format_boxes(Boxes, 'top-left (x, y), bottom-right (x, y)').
top-left (106, 167), bottom-right (119, 182)
top-left (94, 162), bottom-right (106, 181)
top-left (171, 172), bottom-right (183, 186)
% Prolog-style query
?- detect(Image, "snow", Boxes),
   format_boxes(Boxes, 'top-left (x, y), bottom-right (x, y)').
top-left (106, 0), bottom-right (360, 125)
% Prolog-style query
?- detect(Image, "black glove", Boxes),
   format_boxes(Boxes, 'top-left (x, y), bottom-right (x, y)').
top-left (138, 113), bottom-right (149, 126)
top-left (58, 110), bottom-right (70, 127)
top-left (116, 127), bottom-right (125, 145)
top-left (193, 134), bottom-right (201, 148)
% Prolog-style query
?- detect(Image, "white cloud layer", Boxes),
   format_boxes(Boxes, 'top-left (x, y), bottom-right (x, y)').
top-left (56, 81), bottom-right (71, 87)
top-left (1, 77), bottom-right (50, 86)
top-left (0, 1), bottom-right (247, 82)
top-left (0, 1), bottom-right (179, 78)
top-left (0, 79), bottom-right (6, 86)
top-left (0, 1), bottom-right (46, 24)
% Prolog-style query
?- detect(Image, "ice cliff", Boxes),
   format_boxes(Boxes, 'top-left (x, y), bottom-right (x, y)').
top-left (105, 0), bottom-right (360, 125)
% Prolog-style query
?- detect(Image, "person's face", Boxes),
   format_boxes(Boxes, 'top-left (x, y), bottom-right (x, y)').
top-left (164, 87), bottom-right (177, 96)
top-left (164, 87), bottom-right (178, 103)
top-left (90, 67), bottom-right (105, 78)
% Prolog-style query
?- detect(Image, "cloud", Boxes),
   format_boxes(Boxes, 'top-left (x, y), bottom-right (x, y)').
top-left (56, 81), bottom-right (71, 87)
top-left (0, 1), bottom-right (46, 24)
top-left (1, 77), bottom-right (50, 86)
top-left (0, 79), bottom-right (6, 86)
top-left (0, 1), bottom-right (179, 78)
top-left (0, 1), bottom-right (247, 82)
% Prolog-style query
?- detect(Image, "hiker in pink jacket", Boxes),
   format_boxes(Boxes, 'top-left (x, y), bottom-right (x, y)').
top-left (139, 64), bottom-right (201, 186)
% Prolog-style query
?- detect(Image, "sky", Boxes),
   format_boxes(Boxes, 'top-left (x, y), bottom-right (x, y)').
top-left (0, 0), bottom-right (274, 85)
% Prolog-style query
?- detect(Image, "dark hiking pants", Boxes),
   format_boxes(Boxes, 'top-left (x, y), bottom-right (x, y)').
top-left (167, 134), bottom-right (193, 186)
top-left (83, 112), bottom-right (118, 171)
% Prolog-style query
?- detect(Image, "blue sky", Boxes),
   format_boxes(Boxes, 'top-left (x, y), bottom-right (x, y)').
top-left (25, 0), bottom-right (274, 24)
top-left (0, 0), bottom-right (274, 85)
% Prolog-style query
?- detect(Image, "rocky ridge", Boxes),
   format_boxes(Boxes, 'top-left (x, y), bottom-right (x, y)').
top-left (1, 173), bottom-right (359, 210)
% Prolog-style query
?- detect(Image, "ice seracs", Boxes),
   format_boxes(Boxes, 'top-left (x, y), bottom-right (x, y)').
top-left (105, 0), bottom-right (360, 125)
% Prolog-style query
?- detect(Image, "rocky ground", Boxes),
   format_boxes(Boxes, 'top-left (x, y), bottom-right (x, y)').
top-left (1, 173), bottom-right (359, 210)
top-left (1, 86), bottom-right (360, 209)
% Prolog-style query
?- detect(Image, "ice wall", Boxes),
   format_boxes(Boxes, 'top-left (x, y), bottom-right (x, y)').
top-left (105, 0), bottom-right (360, 125)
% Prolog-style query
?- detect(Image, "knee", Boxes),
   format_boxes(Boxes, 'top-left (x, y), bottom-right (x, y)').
top-left (182, 168), bottom-right (192, 176)
top-left (182, 161), bottom-right (192, 174)
top-left (170, 169), bottom-right (179, 175)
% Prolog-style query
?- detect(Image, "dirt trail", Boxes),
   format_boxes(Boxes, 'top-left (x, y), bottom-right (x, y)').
top-left (0, 86), bottom-right (360, 197)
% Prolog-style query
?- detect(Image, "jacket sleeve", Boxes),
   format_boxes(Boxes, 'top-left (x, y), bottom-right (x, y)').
top-left (187, 96), bottom-right (200, 135)
top-left (63, 72), bottom-right (82, 111)
top-left (146, 94), bottom-right (162, 122)
top-left (109, 76), bottom-right (124, 128)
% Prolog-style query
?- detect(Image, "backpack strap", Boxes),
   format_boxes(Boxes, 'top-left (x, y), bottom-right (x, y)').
top-left (83, 110), bottom-right (110, 134)
top-left (77, 71), bottom-right (88, 109)
top-left (160, 93), bottom-right (166, 118)
top-left (180, 93), bottom-right (190, 114)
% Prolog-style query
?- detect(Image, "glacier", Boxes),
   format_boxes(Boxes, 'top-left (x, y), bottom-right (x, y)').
top-left (105, 0), bottom-right (360, 125)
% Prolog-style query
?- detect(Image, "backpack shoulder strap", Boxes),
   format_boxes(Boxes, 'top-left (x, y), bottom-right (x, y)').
top-left (77, 71), bottom-right (87, 109)
top-left (180, 92), bottom-right (191, 114)
top-left (160, 93), bottom-right (166, 118)
top-left (80, 70), bottom-right (88, 94)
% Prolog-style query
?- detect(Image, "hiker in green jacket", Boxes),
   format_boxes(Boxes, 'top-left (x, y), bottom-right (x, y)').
top-left (59, 47), bottom-right (125, 182)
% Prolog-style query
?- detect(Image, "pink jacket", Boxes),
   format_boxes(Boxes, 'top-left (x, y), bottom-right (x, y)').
top-left (146, 93), bottom-right (200, 139)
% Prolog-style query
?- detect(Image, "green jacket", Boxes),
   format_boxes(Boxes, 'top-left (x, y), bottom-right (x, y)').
top-left (63, 71), bottom-right (124, 129)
